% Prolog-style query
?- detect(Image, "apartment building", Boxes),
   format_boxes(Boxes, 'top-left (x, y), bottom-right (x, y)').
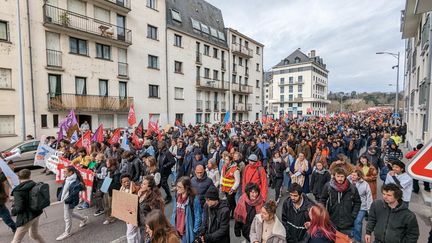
top-left (400, 0), bottom-right (432, 147)
top-left (263, 72), bottom-right (273, 116)
top-left (269, 49), bottom-right (329, 118)
top-left (0, 0), bottom-right (264, 148)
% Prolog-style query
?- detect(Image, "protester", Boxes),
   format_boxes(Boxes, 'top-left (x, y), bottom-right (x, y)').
top-left (309, 161), bottom-right (331, 201)
top-left (157, 141), bottom-right (176, 204)
top-left (220, 153), bottom-right (241, 217)
top-left (144, 209), bottom-right (180, 243)
top-left (93, 153), bottom-right (108, 217)
top-left (282, 183), bottom-right (314, 243)
top-left (242, 154), bottom-right (268, 200)
top-left (0, 166), bottom-right (16, 233)
top-left (118, 174), bottom-right (139, 243)
top-left (102, 158), bottom-right (121, 225)
top-left (385, 159), bottom-right (413, 206)
top-left (191, 164), bottom-right (214, 207)
top-left (250, 200), bottom-right (286, 243)
top-left (302, 204), bottom-right (336, 243)
top-left (290, 152), bottom-right (312, 193)
top-left (356, 155), bottom-right (378, 199)
top-left (365, 183), bottom-right (419, 243)
top-left (56, 166), bottom-right (88, 241)
top-left (10, 169), bottom-right (45, 243)
top-left (269, 151), bottom-right (287, 203)
top-left (206, 158), bottom-right (220, 188)
top-left (234, 183), bottom-right (264, 242)
top-left (329, 154), bottom-right (354, 175)
top-left (198, 185), bottom-right (230, 243)
top-left (143, 156), bottom-right (161, 186)
top-left (171, 176), bottom-right (202, 243)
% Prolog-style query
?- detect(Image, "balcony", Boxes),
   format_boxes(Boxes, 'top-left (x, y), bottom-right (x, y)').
top-left (232, 83), bottom-right (253, 94)
top-left (231, 43), bottom-right (253, 58)
top-left (46, 49), bottom-right (62, 68)
top-left (205, 100), bottom-right (211, 111)
top-left (118, 62), bottom-right (128, 77)
top-left (232, 63), bottom-right (237, 74)
top-left (47, 93), bottom-right (133, 112)
top-left (196, 51), bottom-right (202, 64)
top-left (221, 101), bottom-right (226, 112)
top-left (234, 103), bottom-right (252, 112)
top-left (294, 97), bottom-right (303, 102)
top-left (197, 100), bottom-right (203, 112)
top-left (221, 59), bottom-right (226, 71)
top-left (196, 77), bottom-right (229, 91)
top-left (245, 67), bottom-right (249, 77)
top-left (213, 101), bottom-right (219, 111)
top-left (88, 0), bottom-right (131, 13)
top-left (43, 4), bottom-right (132, 46)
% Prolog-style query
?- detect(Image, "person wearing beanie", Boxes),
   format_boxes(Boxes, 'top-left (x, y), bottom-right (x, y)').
top-left (198, 185), bottom-right (230, 243)
top-left (385, 159), bottom-right (413, 206)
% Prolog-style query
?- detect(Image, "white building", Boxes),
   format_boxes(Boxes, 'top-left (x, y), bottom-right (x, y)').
top-left (400, 0), bottom-right (432, 147)
top-left (269, 49), bottom-right (329, 118)
top-left (0, 0), bottom-right (263, 148)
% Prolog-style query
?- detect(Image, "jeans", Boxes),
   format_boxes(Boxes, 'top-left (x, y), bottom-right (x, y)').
top-left (353, 210), bottom-right (366, 242)
top-left (274, 178), bottom-right (283, 200)
top-left (235, 183), bottom-right (242, 203)
top-left (63, 203), bottom-right (85, 234)
top-left (126, 223), bottom-right (139, 243)
top-left (0, 203), bottom-right (16, 232)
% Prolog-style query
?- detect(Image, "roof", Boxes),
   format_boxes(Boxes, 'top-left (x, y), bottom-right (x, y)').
top-left (273, 48), bottom-right (327, 70)
top-left (166, 0), bottom-right (228, 48)
top-left (227, 28), bottom-right (264, 47)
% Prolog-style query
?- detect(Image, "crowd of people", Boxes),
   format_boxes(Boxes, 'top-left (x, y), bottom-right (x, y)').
top-left (0, 112), bottom-right (426, 243)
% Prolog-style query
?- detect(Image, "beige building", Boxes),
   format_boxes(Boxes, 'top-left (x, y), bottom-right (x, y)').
top-left (400, 0), bottom-right (432, 147)
top-left (0, 0), bottom-right (263, 148)
top-left (269, 49), bottom-right (329, 118)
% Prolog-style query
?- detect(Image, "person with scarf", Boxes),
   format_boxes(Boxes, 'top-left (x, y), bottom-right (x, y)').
top-left (234, 183), bottom-right (264, 242)
top-left (310, 161), bottom-right (331, 201)
top-left (171, 176), bottom-right (202, 243)
top-left (356, 155), bottom-right (378, 199)
top-left (319, 167), bottom-right (361, 238)
top-left (290, 153), bottom-right (312, 193)
top-left (269, 151), bottom-right (287, 203)
top-left (250, 200), bottom-right (286, 243)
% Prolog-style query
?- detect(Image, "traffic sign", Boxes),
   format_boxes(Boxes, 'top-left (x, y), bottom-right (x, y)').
top-left (407, 140), bottom-right (432, 182)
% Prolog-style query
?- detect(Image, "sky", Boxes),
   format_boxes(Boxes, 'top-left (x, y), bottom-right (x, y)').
top-left (206, 0), bottom-right (405, 93)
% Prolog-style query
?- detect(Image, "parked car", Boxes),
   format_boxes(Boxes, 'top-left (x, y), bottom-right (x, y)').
top-left (1, 140), bottom-right (40, 169)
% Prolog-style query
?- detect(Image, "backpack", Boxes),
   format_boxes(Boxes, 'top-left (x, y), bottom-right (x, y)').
top-left (29, 182), bottom-right (50, 211)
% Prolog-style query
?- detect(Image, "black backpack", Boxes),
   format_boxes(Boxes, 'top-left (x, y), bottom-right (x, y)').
top-left (29, 182), bottom-right (50, 211)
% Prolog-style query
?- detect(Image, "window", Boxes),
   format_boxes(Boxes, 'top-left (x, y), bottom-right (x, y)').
top-left (201, 24), bottom-right (209, 34)
top-left (256, 46), bottom-right (260, 55)
top-left (118, 48), bottom-right (128, 76)
top-left (174, 61), bottom-right (183, 73)
top-left (205, 113), bottom-right (210, 123)
top-left (289, 94), bottom-right (293, 101)
top-left (69, 37), bottom-right (87, 55)
top-left (232, 35), bottom-right (237, 44)
top-left (175, 114), bottom-right (183, 123)
top-left (256, 63), bottom-right (260, 71)
top-left (298, 85), bottom-right (303, 92)
top-left (204, 45), bottom-right (210, 56)
top-left (174, 34), bottom-right (182, 47)
top-left (48, 74), bottom-right (61, 96)
top-left (232, 74), bottom-right (236, 83)
top-left (210, 27), bottom-right (218, 38)
top-left (148, 55), bottom-right (159, 69)
top-left (99, 79), bottom-right (108, 96)
top-left (218, 31), bottom-right (225, 41)
top-left (0, 21), bottom-right (8, 41)
top-left (147, 0), bottom-right (157, 9)
top-left (280, 95), bottom-right (284, 102)
top-left (41, 115), bottom-right (48, 128)
top-left (191, 18), bottom-right (200, 30)
top-left (119, 81), bottom-right (127, 98)
top-left (68, 0), bottom-right (86, 15)
top-left (289, 85), bottom-right (293, 93)
top-left (94, 6), bottom-right (110, 23)
top-left (256, 80), bottom-right (260, 88)
top-left (289, 77), bottom-right (293, 83)
top-left (75, 77), bottom-right (86, 95)
top-left (239, 57), bottom-right (243, 66)
top-left (196, 113), bottom-right (202, 124)
top-left (53, 114), bottom-right (59, 127)
top-left (174, 87), bottom-right (184, 99)
top-left (96, 43), bottom-right (111, 60)
top-left (204, 68), bottom-right (210, 78)
top-left (298, 76), bottom-right (303, 83)
top-left (280, 86), bottom-right (284, 93)
top-left (298, 94), bottom-right (303, 98)
top-left (213, 70), bottom-right (219, 80)
top-left (213, 48), bottom-right (218, 58)
top-left (147, 25), bottom-right (158, 40)
top-left (171, 9), bottom-right (182, 22)
top-left (0, 68), bottom-right (12, 89)
top-left (0, 115), bottom-right (14, 135)
top-left (294, 57), bottom-right (301, 63)
top-left (149, 84), bottom-right (159, 98)
top-left (280, 78), bottom-right (284, 84)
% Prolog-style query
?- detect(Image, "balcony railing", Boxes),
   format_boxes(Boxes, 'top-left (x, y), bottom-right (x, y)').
top-left (221, 101), bottom-right (226, 112)
top-left (197, 100), bottom-right (203, 112)
top-left (232, 63), bottom-right (237, 74)
top-left (231, 43), bottom-right (253, 58)
top-left (46, 49), bottom-right (62, 67)
top-left (118, 62), bottom-right (128, 77)
top-left (205, 100), bottom-right (211, 111)
top-left (234, 103), bottom-right (252, 112)
top-left (232, 83), bottom-right (253, 94)
top-left (294, 97), bottom-right (303, 102)
top-left (196, 77), bottom-right (229, 91)
top-left (47, 93), bottom-right (133, 112)
top-left (43, 4), bottom-right (132, 45)
top-left (196, 51), bottom-right (202, 64)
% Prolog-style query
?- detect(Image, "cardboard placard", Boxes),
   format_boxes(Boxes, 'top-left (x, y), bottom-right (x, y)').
top-left (111, 190), bottom-right (138, 226)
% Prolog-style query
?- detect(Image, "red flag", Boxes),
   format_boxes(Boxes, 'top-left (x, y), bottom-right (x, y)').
top-left (175, 119), bottom-right (181, 127)
top-left (136, 119), bottom-right (144, 138)
top-left (108, 128), bottom-right (121, 145)
top-left (267, 116), bottom-right (273, 123)
top-left (75, 130), bottom-right (92, 153)
top-left (262, 116), bottom-right (267, 124)
top-left (225, 122), bottom-right (231, 130)
top-left (128, 104), bottom-right (136, 126)
top-left (92, 124), bottom-right (104, 143)
top-left (132, 131), bottom-right (141, 148)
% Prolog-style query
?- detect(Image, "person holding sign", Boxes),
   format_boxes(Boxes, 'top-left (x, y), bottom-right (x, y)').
top-left (119, 174), bottom-right (139, 243)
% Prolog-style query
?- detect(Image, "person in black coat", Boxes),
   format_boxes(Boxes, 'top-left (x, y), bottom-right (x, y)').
top-left (10, 169), bottom-right (45, 242)
top-left (157, 141), bottom-right (176, 203)
top-left (310, 161), bottom-right (331, 201)
top-left (269, 151), bottom-right (286, 202)
top-left (198, 185), bottom-right (230, 243)
top-left (191, 165), bottom-right (214, 208)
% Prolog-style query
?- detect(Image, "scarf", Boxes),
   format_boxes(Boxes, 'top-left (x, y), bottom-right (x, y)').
top-left (234, 193), bottom-right (264, 224)
top-left (61, 173), bottom-right (77, 201)
top-left (315, 168), bottom-right (327, 175)
top-left (329, 178), bottom-right (349, 193)
top-left (175, 194), bottom-right (188, 237)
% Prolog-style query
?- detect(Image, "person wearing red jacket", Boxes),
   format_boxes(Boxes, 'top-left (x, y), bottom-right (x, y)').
top-left (406, 144), bottom-right (430, 193)
top-left (242, 154), bottom-right (268, 200)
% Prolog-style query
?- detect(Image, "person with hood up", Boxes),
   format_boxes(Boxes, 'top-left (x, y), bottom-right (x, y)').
top-left (250, 200), bottom-right (286, 243)
top-left (198, 185), bottom-right (231, 243)
top-left (234, 183), bottom-right (264, 242)
top-left (242, 154), bottom-right (268, 201)
top-left (385, 159), bottom-right (413, 206)
top-left (282, 183), bottom-right (314, 243)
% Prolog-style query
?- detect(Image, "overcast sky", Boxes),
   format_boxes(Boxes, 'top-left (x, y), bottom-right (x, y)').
top-left (206, 0), bottom-right (405, 93)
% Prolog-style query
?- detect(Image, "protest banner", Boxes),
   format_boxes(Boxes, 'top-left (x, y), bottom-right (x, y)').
top-left (111, 190), bottom-right (138, 226)
top-left (0, 158), bottom-right (19, 189)
top-left (34, 136), bottom-right (56, 167)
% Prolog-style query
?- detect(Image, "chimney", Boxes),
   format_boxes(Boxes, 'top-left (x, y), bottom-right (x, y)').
top-left (310, 50), bottom-right (316, 57)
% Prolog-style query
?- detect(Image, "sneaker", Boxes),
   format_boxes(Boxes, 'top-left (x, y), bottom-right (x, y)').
top-left (77, 204), bottom-right (89, 210)
top-left (56, 232), bottom-right (72, 241)
top-left (79, 216), bottom-right (88, 228)
top-left (93, 210), bottom-right (104, 217)
top-left (103, 218), bottom-right (115, 225)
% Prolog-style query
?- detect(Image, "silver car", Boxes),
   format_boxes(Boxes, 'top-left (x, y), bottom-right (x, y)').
top-left (2, 140), bottom-right (41, 169)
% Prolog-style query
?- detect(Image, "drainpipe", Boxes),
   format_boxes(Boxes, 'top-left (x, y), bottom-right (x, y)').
top-left (17, 0), bottom-right (26, 141)
top-left (26, 0), bottom-right (36, 138)
top-left (165, 27), bottom-right (170, 124)
top-left (228, 34), bottom-right (232, 123)
top-left (426, 16), bottom-right (432, 141)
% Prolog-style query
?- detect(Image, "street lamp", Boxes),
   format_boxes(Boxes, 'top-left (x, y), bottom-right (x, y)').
top-left (376, 51), bottom-right (400, 114)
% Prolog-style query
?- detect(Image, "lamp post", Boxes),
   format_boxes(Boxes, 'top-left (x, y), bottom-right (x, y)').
top-left (376, 51), bottom-right (400, 114)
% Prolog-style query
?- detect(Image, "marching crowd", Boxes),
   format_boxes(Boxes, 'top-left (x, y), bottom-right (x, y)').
top-left (0, 112), bottom-right (426, 243)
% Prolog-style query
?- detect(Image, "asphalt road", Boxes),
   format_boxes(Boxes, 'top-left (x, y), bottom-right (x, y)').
top-left (1, 149), bottom-right (431, 243)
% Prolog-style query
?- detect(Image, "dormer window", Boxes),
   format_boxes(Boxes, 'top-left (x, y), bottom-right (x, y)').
top-left (294, 57), bottom-right (301, 63)
top-left (171, 9), bottom-right (182, 23)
